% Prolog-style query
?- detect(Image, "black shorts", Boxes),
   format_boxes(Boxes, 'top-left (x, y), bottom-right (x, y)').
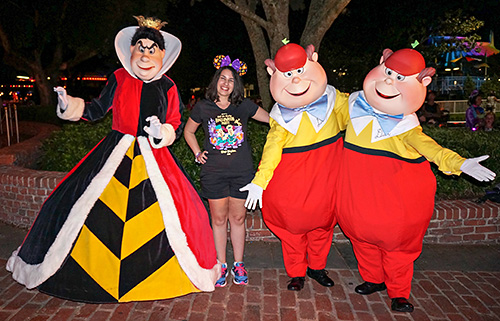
top-left (200, 170), bottom-right (255, 200)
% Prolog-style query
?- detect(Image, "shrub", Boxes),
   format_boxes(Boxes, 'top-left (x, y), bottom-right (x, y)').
top-left (39, 114), bottom-right (113, 171)
top-left (38, 112), bottom-right (498, 200)
top-left (422, 126), bottom-right (500, 200)
top-left (17, 105), bottom-right (66, 125)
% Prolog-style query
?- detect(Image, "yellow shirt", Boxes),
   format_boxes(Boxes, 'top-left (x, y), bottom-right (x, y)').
top-left (252, 88), bottom-right (349, 189)
top-left (344, 118), bottom-right (465, 175)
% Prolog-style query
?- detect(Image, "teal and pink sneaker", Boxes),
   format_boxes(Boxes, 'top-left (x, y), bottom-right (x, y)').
top-left (231, 262), bottom-right (248, 285)
top-left (216, 263), bottom-right (228, 287)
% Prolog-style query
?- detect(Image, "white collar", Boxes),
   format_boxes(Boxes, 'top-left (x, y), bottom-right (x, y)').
top-left (114, 27), bottom-right (182, 83)
top-left (349, 91), bottom-right (420, 142)
top-left (270, 85), bottom-right (337, 135)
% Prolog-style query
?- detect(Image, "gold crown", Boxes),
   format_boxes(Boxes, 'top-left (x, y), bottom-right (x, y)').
top-left (133, 15), bottom-right (167, 30)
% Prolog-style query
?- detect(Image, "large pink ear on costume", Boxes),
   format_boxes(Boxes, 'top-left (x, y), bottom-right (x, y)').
top-left (417, 67), bottom-right (436, 87)
top-left (265, 58), bottom-right (276, 76)
top-left (381, 48), bottom-right (393, 64)
top-left (422, 76), bottom-right (432, 87)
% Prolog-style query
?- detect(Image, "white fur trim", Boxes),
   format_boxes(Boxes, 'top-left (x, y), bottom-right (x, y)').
top-left (57, 95), bottom-right (85, 121)
top-left (148, 123), bottom-right (176, 148)
top-left (137, 136), bottom-right (219, 291)
top-left (114, 26), bottom-right (182, 83)
top-left (6, 135), bottom-right (135, 289)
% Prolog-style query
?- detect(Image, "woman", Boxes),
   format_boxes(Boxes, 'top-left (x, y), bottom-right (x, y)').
top-left (184, 56), bottom-right (269, 287)
top-left (466, 90), bottom-right (485, 131)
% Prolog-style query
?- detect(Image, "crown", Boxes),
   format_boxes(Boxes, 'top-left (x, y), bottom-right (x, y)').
top-left (133, 15), bottom-right (167, 30)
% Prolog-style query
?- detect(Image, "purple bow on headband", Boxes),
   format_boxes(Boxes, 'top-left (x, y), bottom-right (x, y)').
top-left (221, 56), bottom-right (241, 72)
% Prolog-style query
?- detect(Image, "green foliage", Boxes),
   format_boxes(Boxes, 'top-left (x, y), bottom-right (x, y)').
top-left (464, 76), bottom-right (476, 96)
top-left (39, 114), bottom-right (113, 171)
top-left (422, 126), bottom-right (500, 200)
top-left (481, 74), bottom-right (500, 95)
top-left (17, 105), bottom-right (65, 125)
top-left (38, 110), bottom-right (498, 200)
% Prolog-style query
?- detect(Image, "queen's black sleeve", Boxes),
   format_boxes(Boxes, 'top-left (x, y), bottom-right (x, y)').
top-left (81, 73), bottom-right (117, 121)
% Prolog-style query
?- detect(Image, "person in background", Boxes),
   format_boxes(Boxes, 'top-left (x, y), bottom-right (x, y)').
top-left (486, 90), bottom-right (499, 113)
top-left (484, 111), bottom-right (495, 132)
top-left (419, 90), bottom-right (447, 126)
top-left (184, 55), bottom-right (269, 287)
top-left (466, 90), bottom-right (485, 131)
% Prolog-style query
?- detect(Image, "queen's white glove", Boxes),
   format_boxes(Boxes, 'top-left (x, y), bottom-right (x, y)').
top-left (53, 86), bottom-right (68, 111)
top-left (144, 116), bottom-right (163, 139)
top-left (460, 155), bottom-right (496, 182)
top-left (240, 183), bottom-right (263, 210)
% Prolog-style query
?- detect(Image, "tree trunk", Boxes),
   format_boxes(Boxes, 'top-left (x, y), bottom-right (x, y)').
top-left (32, 69), bottom-right (55, 107)
top-left (237, 0), bottom-right (273, 109)
top-left (300, 0), bottom-right (350, 50)
top-left (220, 0), bottom-right (352, 107)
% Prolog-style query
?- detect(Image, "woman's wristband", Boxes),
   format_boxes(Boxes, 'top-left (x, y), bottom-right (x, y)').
top-left (195, 151), bottom-right (202, 163)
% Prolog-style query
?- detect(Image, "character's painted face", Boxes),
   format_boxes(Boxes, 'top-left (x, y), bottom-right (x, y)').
top-left (363, 63), bottom-right (427, 115)
top-left (130, 39), bottom-right (165, 81)
top-left (269, 55), bottom-right (327, 109)
top-left (217, 68), bottom-right (235, 99)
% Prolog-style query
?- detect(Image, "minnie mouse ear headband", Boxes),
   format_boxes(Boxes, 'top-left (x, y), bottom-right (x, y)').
top-left (115, 15), bottom-right (182, 83)
top-left (213, 55), bottom-right (247, 76)
top-left (469, 89), bottom-right (480, 99)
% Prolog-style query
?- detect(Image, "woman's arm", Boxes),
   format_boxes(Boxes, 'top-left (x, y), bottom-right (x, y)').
top-left (183, 118), bottom-right (208, 164)
top-left (252, 107), bottom-right (270, 123)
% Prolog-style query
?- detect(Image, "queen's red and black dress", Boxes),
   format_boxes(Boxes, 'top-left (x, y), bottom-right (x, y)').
top-left (7, 61), bottom-right (219, 302)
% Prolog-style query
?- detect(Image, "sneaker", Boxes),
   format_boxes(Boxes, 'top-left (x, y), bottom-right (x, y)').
top-left (231, 262), bottom-right (248, 285)
top-left (215, 263), bottom-right (228, 287)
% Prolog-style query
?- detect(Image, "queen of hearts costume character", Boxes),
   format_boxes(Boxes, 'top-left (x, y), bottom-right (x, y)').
top-left (241, 43), bottom-right (349, 291)
top-left (335, 48), bottom-right (496, 312)
top-left (6, 16), bottom-right (219, 303)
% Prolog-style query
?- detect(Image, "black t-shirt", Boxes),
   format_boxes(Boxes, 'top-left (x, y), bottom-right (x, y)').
top-left (190, 98), bottom-right (259, 174)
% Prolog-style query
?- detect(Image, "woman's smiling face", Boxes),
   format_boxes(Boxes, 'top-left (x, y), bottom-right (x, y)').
top-left (217, 68), bottom-right (235, 99)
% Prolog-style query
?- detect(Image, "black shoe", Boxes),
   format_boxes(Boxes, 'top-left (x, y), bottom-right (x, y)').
top-left (306, 268), bottom-right (334, 287)
top-left (391, 297), bottom-right (414, 313)
top-left (287, 277), bottom-right (305, 291)
top-left (354, 281), bottom-right (386, 295)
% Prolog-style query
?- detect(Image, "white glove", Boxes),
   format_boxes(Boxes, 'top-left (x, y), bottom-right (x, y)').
top-left (144, 116), bottom-right (163, 139)
top-left (240, 183), bottom-right (263, 210)
top-left (460, 155), bottom-right (496, 182)
top-left (53, 86), bottom-right (68, 111)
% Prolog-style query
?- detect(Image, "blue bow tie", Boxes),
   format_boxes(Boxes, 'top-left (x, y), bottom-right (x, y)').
top-left (278, 94), bottom-right (328, 123)
top-left (351, 95), bottom-right (404, 135)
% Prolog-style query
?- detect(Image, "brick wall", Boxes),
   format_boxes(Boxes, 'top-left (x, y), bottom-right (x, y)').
top-left (1, 163), bottom-right (498, 244)
top-left (0, 121), bottom-right (498, 244)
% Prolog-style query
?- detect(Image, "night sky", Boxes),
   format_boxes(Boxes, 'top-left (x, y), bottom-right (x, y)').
top-left (1, 0), bottom-right (499, 97)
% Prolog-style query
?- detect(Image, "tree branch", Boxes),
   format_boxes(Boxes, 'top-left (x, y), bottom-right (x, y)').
top-left (219, 0), bottom-right (273, 30)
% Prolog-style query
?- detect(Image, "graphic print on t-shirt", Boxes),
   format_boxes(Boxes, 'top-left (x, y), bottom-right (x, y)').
top-left (208, 113), bottom-right (244, 155)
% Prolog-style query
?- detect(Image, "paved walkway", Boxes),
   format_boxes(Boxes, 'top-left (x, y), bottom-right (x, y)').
top-left (1, 222), bottom-right (500, 321)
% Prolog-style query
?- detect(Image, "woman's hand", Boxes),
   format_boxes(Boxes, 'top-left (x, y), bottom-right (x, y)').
top-left (195, 150), bottom-right (208, 164)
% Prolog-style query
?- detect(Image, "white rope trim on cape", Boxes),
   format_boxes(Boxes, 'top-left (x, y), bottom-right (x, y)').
top-left (137, 136), bottom-right (219, 291)
top-left (6, 135), bottom-right (135, 289)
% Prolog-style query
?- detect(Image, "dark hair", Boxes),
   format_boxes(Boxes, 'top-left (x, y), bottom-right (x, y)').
top-left (205, 66), bottom-right (244, 105)
top-left (131, 27), bottom-right (165, 50)
top-left (469, 90), bottom-right (482, 106)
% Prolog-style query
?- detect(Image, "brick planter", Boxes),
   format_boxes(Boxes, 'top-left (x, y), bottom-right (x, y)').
top-left (0, 121), bottom-right (499, 244)
top-left (1, 164), bottom-right (499, 244)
